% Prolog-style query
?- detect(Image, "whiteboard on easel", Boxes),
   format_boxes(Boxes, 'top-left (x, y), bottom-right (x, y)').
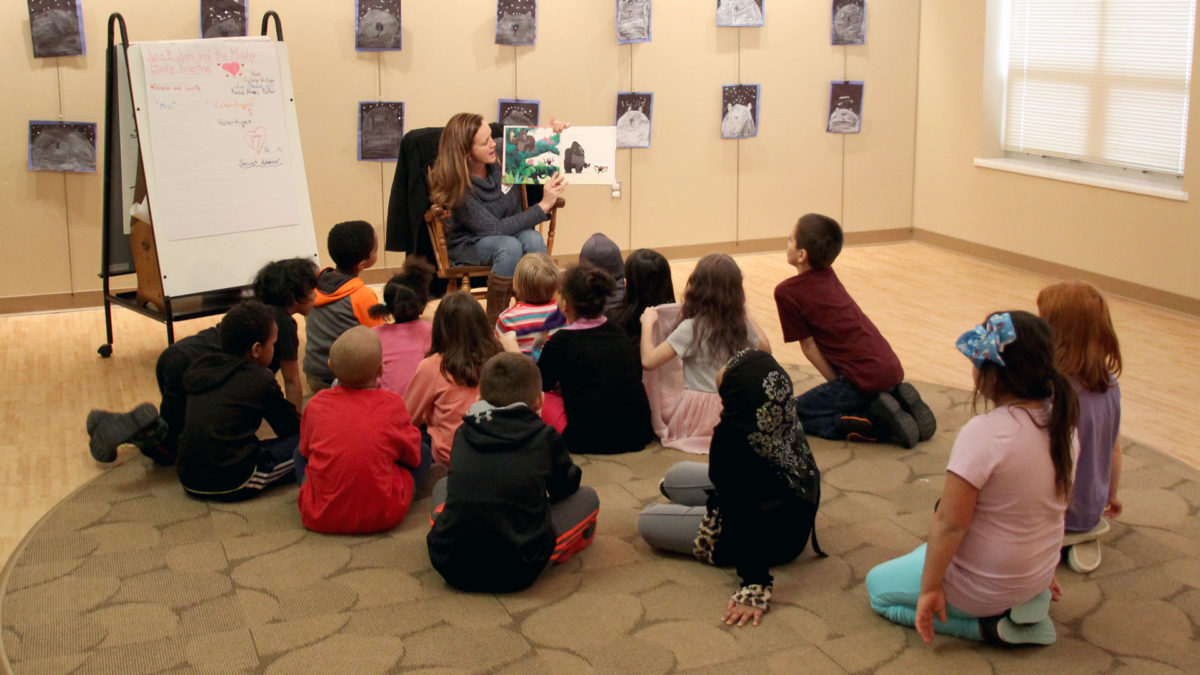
top-left (126, 36), bottom-right (318, 298)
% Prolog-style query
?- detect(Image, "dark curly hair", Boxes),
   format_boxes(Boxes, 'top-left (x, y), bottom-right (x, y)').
top-left (252, 258), bottom-right (318, 309)
top-left (370, 256), bottom-right (435, 322)
top-left (219, 300), bottom-right (276, 357)
top-left (327, 220), bottom-right (377, 272)
top-left (561, 264), bottom-right (616, 319)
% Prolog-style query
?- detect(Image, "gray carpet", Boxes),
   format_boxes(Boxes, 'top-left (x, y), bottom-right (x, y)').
top-left (3, 372), bottom-right (1199, 673)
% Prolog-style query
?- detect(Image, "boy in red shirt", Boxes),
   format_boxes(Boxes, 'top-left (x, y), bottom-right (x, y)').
top-left (296, 326), bottom-right (428, 534)
top-left (773, 214), bottom-right (935, 448)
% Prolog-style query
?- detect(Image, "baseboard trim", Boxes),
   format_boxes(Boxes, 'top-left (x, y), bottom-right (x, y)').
top-left (549, 230), bottom-right (911, 266)
top-left (0, 289), bottom-right (134, 316)
top-left (913, 229), bottom-right (1200, 317)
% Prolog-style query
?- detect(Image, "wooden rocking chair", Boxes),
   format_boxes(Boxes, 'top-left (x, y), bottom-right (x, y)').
top-left (424, 188), bottom-right (564, 296)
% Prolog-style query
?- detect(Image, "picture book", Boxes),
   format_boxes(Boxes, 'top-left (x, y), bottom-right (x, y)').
top-left (502, 125), bottom-right (617, 185)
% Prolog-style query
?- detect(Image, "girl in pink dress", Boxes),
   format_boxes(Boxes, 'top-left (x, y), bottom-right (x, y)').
top-left (640, 254), bottom-right (770, 454)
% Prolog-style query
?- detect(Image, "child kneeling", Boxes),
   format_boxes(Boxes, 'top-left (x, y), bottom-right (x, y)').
top-left (865, 311), bottom-right (1077, 645)
top-left (427, 353), bottom-right (599, 592)
top-left (296, 326), bottom-right (428, 534)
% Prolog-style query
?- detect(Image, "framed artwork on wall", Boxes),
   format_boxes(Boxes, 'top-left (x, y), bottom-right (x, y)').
top-left (29, 121), bottom-right (96, 172)
top-left (357, 0), bottom-right (402, 51)
top-left (721, 84), bottom-right (760, 139)
top-left (616, 92), bottom-right (653, 148)
top-left (28, 0), bottom-right (85, 58)
top-left (359, 102), bottom-right (405, 161)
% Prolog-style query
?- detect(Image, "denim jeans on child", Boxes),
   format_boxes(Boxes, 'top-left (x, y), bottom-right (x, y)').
top-left (794, 376), bottom-right (876, 440)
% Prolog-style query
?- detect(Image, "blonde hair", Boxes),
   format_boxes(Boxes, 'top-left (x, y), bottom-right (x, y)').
top-left (513, 253), bottom-right (560, 304)
top-left (428, 112), bottom-right (484, 209)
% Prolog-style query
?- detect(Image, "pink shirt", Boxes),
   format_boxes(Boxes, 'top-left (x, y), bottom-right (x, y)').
top-left (943, 405), bottom-right (1077, 617)
top-left (402, 354), bottom-right (479, 466)
top-left (374, 320), bottom-right (433, 397)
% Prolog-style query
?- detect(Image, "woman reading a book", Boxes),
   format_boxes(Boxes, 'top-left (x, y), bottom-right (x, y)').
top-left (429, 112), bottom-right (569, 322)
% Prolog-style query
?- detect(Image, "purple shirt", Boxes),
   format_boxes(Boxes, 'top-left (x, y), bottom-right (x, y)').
top-left (1065, 379), bottom-right (1121, 532)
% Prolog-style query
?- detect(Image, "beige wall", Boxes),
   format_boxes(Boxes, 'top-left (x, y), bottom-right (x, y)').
top-left (912, 0), bottom-right (1200, 302)
top-left (4, 0), bottom-right (918, 301)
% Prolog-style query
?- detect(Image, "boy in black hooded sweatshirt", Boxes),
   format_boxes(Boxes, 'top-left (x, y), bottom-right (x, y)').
top-left (427, 352), bottom-right (599, 592)
top-left (176, 300), bottom-right (301, 502)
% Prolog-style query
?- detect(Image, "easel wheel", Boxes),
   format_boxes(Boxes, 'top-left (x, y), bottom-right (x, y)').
top-left (98, 344), bottom-right (113, 358)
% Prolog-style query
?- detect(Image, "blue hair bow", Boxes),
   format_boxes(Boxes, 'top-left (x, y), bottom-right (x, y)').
top-left (956, 312), bottom-right (1017, 368)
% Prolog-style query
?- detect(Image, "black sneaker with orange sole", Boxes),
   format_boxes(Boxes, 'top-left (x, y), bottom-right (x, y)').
top-left (840, 415), bottom-right (878, 443)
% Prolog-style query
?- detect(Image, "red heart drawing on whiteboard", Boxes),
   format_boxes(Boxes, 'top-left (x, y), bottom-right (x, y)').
top-left (244, 127), bottom-right (267, 155)
top-left (220, 62), bottom-right (241, 76)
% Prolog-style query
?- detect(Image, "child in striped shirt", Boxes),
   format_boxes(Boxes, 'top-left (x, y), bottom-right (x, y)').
top-left (495, 253), bottom-right (561, 357)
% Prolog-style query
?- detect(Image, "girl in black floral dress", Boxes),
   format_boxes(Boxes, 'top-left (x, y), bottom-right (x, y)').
top-left (638, 349), bottom-right (823, 626)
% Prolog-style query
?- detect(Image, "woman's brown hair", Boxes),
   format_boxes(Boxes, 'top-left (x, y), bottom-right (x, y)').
top-left (427, 291), bottom-right (503, 387)
top-left (428, 112), bottom-right (483, 210)
top-left (1037, 280), bottom-right (1122, 393)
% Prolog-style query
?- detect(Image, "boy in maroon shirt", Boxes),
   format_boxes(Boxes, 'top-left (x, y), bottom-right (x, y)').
top-left (773, 214), bottom-right (935, 448)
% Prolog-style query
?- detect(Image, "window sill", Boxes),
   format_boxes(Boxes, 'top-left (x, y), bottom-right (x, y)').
top-left (973, 157), bottom-right (1188, 202)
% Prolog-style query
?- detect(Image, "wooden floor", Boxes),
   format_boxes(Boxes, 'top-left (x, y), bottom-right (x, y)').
top-left (2, 241), bottom-right (1196, 568)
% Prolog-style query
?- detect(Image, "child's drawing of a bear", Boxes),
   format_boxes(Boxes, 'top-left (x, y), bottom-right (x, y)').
top-left (357, 8), bottom-right (401, 49)
top-left (496, 11), bottom-right (535, 46)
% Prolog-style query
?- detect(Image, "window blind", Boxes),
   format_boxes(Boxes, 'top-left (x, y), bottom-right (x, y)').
top-left (1005, 0), bottom-right (1196, 175)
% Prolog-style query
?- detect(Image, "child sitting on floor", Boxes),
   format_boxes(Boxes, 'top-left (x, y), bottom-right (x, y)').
top-left (87, 258), bottom-right (317, 464)
top-left (774, 213), bottom-right (935, 448)
top-left (404, 291), bottom-right (503, 466)
top-left (639, 349), bottom-right (823, 627)
top-left (1038, 280), bottom-right (1123, 570)
top-left (427, 352), bottom-right (599, 592)
top-left (641, 253), bottom-right (770, 454)
top-left (579, 232), bottom-right (626, 311)
top-left (371, 257), bottom-right (435, 397)
top-left (296, 326), bottom-right (426, 534)
top-left (304, 220), bottom-right (383, 393)
top-left (175, 301), bottom-right (302, 502)
top-left (538, 264), bottom-right (654, 453)
top-left (495, 253), bottom-right (561, 358)
top-left (606, 248), bottom-right (675, 343)
top-left (865, 311), bottom-right (1078, 645)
